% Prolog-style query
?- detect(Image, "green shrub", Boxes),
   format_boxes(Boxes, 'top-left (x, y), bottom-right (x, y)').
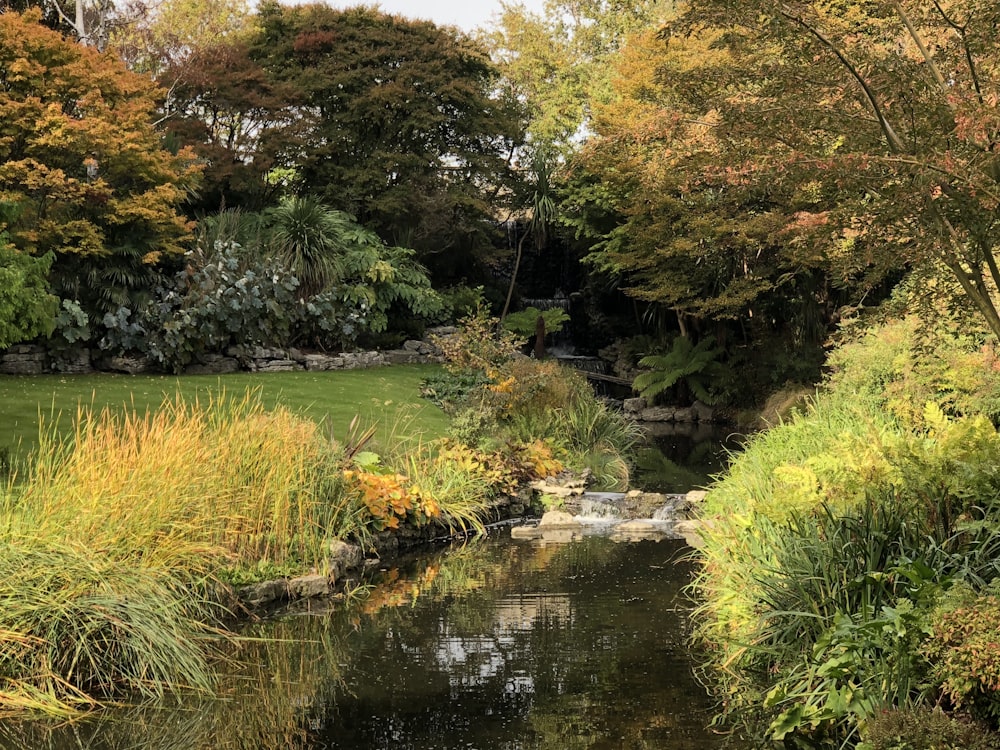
top-left (923, 591), bottom-right (1000, 723)
top-left (827, 315), bottom-right (1000, 427)
top-left (860, 707), bottom-right (998, 750)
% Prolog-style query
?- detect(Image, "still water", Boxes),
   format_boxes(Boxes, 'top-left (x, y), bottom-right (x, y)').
top-left (0, 533), bottom-right (727, 750)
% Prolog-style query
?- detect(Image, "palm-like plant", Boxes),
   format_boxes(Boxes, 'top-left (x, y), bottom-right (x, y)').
top-left (264, 196), bottom-right (352, 298)
top-left (633, 336), bottom-right (726, 405)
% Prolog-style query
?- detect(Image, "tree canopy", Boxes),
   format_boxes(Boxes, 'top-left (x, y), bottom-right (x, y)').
top-left (244, 3), bottom-right (525, 282)
top-left (0, 10), bottom-right (200, 313)
top-left (656, 0), bottom-right (1000, 339)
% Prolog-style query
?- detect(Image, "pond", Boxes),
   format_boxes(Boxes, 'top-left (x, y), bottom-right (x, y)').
top-left (0, 532), bottom-right (731, 750)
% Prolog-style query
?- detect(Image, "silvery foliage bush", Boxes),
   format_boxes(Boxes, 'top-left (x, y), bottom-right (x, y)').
top-left (99, 241), bottom-right (370, 372)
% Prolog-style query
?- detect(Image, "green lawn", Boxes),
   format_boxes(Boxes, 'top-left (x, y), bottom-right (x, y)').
top-left (0, 364), bottom-right (450, 460)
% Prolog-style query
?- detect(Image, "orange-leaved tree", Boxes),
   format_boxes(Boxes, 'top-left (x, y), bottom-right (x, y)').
top-left (0, 10), bottom-right (201, 314)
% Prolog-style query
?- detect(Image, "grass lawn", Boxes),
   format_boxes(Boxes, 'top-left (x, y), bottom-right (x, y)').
top-left (0, 364), bottom-right (449, 461)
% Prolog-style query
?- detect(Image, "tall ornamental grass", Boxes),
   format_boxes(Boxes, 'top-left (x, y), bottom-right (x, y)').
top-left (13, 391), bottom-right (356, 573)
top-left (0, 390), bottom-right (365, 715)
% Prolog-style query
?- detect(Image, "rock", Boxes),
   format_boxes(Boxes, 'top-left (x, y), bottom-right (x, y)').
top-left (0, 345), bottom-right (46, 375)
top-left (238, 579), bottom-right (288, 606)
top-left (639, 407), bottom-right (676, 422)
top-left (185, 354), bottom-right (239, 374)
top-left (538, 510), bottom-right (582, 529)
top-left (610, 519), bottom-right (668, 542)
top-left (383, 350), bottom-right (422, 365)
top-left (253, 359), bottom-right (302, 372)
top-left (692, 401), bottom-right (714, 423)
top-left (685, 490), bottom-right (708, 505)
top-left (672, 406), bottom-right (695, 423)
top-left (674, 520), bottom-right (705, 548)
top-left (305, 354), bottom-right (343, 370)
top-left (288, 574), bottom-right (331, 599)
top-left (58, 348), bottom-right (93, 374)
top-left (327, 539), bottom-right (363, 579)
top-left (106, 354), bottom-right (154, 374)
top-left (623, 397), bottom-right (646, 416)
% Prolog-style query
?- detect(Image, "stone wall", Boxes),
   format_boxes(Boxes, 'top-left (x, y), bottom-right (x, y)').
top-left (0, 329), bottom-right (454, 377)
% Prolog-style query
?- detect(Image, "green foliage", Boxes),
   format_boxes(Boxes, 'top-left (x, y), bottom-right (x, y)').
top-left (860, 707), bottom-right (998, 750)
top-left (923, 591), bottom-right (1000, 722)
top-left (633, 336), bottom-right (725, 405)
top-left (0, 242), bottom-right (56, 348)
top-left (0, 539), bottom-right (223, 714)
top-left (431, 305), bottom-right (521, 376)
top-left (828, 314), bottom-right (1000, 427)
top-left (248, 3), bottom-right (524, 282)
top-left (142, 240), bottom-right (301, 371)
top-left (691, 372), bottom-right (1000, 745)
top-left (501, 306), bottom-right (570, 342)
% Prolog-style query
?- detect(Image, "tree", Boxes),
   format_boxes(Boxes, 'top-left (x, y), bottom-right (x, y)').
top-left (564, 24), bottom-right (854, 349)
top-left (158, 39), bottom-right (305, 212)
top-left (247, 3), bottom-right (525, 283)
top-left (0, 10), bottom-right (201, 314)
top-left (662, 0), bottom-right (1000, 340)
top-left (0, 241), bottom-right (58, 348)
top-left (485, 0), bottom-right (672, 153)
top-left (109, 0), bottom-right (252, 74)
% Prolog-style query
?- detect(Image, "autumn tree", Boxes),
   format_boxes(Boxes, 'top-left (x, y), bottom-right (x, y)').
top-left (661, 0), bottom-right (1000, 340)
top-left (565, 25), bottom-right (863, 348)
top-left (247, 3), bottom-right (525, 282)
top-left (0, 10), bottom-right (200, 314)
top-left (485, 0), bottom-right (672, 153)
top-left (109, 0), bottom-right (253, 74)
top-left (159, 39), bottom-right (305, 212)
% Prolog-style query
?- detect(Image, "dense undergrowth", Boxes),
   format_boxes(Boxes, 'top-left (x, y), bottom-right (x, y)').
top-left (0, 310), bottom-right (637, 717)
top-left (693, 310), bottom-right (1000, 748)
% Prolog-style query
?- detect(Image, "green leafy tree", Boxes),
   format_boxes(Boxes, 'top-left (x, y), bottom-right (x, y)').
top-left (485, 0), bottom-right (671, 153)
top-left (248, 3), bottom-right (525, 282)
top-left (0, 242), bottom-right (57, 348)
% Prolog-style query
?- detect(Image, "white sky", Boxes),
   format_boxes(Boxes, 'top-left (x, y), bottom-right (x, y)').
top-left (319, 0), bottom-right (547, 32)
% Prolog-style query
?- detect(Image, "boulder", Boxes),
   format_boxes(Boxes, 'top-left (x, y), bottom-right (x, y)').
top-left (538, 510), bottom-right (582, 529)
top-left (288, 574), bottom-right (331, 599)
top-left (638, 407), bottom-right (676, 422)
top-left (238, 579), bottom-right (288, 607)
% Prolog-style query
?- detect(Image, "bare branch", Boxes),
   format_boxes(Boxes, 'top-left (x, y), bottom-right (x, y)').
top-left (778, 5), bottom-right (906, 154)
top-left (891, 1), bottom-right (952, 108)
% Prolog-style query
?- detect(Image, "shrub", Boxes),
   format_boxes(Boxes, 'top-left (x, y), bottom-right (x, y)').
top-left (860, 707), bottom-right (998, 750)
top-left (923, 592), bottom-right (1000, 723)
top-left (827, 315), bottom-right (1000, 427)
top-left (691, 390), bottom-right (1000, 746)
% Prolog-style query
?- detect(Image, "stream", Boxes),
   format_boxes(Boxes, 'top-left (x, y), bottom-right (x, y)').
top-left (0, 427), bottom-right (738, 749)
top-left (0, 531), bottom-right (730, 749)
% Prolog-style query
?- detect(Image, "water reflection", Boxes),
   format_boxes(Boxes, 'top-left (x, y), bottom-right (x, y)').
top-left (0, 535), bottom-right (726, 750)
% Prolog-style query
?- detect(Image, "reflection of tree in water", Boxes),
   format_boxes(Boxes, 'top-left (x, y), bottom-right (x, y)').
top-left (637, 425), bottom-right (745, 493)
top-left (0, 537), bottom-right (723, 750)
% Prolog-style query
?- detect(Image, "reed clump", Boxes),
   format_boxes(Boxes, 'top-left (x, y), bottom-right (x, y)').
top-left (16, 390), bottom-right (355, 573)
top-left (0, 390), bottom-right (366, 715)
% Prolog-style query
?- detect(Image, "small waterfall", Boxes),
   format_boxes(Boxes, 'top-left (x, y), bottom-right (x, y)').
top-left (575, 492), bottom-right (689, 522)
top-left (578, 493), bottom-right (627, 520)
